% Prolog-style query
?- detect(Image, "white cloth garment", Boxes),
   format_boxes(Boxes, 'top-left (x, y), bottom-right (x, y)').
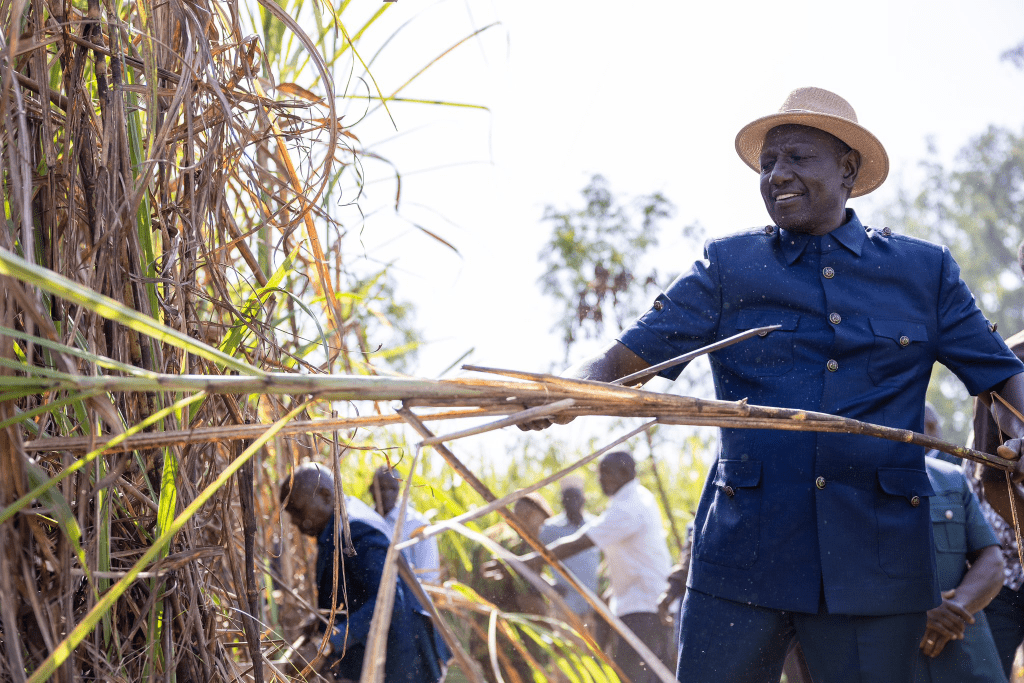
top-left (581, 479), bottom-right (672, 616)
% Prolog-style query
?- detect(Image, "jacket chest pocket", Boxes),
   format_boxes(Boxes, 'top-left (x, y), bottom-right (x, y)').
top-left (930, 494), bottom-right (966, 553)
top-left (867, 318), bottom-right (930, 386)
top-left (717, 311), bottom-right (800, 377)
top-left (695, 460), bottom-right (763, 569)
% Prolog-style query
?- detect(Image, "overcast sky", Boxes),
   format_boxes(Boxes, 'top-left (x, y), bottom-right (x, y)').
top-left (318, 0), bottom-right (1024, 459)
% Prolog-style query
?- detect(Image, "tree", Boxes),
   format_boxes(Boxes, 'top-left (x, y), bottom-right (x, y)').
top-left (538, 175), bottom-right (687, 363)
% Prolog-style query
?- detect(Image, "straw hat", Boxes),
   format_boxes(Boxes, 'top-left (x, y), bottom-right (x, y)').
top-left (734, 87), bottom-right (889, 198)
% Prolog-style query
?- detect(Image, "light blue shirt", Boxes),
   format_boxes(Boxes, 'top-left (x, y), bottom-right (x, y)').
top-left (539, 511), bottom-right (599, 615)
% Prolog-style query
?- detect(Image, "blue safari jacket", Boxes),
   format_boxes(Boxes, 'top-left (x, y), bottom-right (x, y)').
top-left (915, 456), bottom-right (1005, 683)
top-left (618, 210), bottom-right (1024, 616)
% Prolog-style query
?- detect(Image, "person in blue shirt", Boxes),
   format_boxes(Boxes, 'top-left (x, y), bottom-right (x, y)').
top-left (538, 475), bottom-right (600, 627)
top-left (917, 451), bottom-right (1006, 682)
top-left (280, 463), bottom-right (450, 682)
top-left (523, 87), bottom-right (1024, 683)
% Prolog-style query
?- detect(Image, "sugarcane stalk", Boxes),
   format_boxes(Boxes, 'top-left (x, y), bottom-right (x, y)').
top-left (396, 406), bottom-right (672, 683)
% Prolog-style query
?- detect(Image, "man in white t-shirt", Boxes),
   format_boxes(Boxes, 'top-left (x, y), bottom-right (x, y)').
top-left (370, 466), bottom-right (442, 584)
top-left (522, 451), bottom-right (673, 682)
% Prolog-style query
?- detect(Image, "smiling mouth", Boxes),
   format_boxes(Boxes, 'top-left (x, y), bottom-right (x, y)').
top-left (775, 193), bottom-right (801, 201)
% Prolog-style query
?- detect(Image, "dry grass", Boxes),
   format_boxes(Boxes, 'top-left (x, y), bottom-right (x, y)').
top-left (0, 0), bottom-right (466, 678)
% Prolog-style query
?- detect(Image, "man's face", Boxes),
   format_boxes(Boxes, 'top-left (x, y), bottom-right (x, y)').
top-left (759, 125), bottom-right (858, 236)
top-left (371, 472), bottom-right (400, 516)
top-left (513, 499), bottom-right (547, 536)
top-left (285, 487), bottom-right (333, 538)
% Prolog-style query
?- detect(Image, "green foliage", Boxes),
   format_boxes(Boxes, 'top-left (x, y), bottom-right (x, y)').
top-left (880, 125), bottom-right (1024, 444)
top-left (539, 175), bottom-right (681, 362)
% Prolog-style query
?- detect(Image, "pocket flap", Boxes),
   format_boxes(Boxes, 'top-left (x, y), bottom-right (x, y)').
top-left (713, 460), bottom-right (762, 488)
top-left (877, 467), bottom-right (935, 499)
top-left (737, 310), bottom-right (800, 331)
top-left (869, 318), bottom-right (928, 344)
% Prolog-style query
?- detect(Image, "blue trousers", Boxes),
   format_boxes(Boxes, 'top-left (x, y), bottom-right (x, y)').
top-left (675, 589), bottom-right (927, 683)
top-left (983, 585), bottom-right (1024, 679)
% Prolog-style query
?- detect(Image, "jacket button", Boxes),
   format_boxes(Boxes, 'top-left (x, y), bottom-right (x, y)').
top-left (764, 225), bottom-right (775, 235)
top-left (945, 509), bottom-right (953, 519)
top-left (910, 496), bottom-right (921, 507)
top-left (827, 359), bottom-right (839, 372)
top-left (882, 227), bottom-right (893, 236)
top-left (653, 300), bottom-right (664, 311)
top-left (899, 335), bottom-right (910, 347)
top-left (990, 322), bottom-right (998, 333)
top-left (829, 312), bottom-right (842, 325)
top-left (822, 266), bottom-right (835, 279)
top-left (722, 485), bottom-right (735, 497)
top-left (815, 476), bottom-right (826, 490)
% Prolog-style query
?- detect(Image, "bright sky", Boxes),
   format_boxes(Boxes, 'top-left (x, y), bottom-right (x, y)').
top-left (326, 0), bottom-right (1024, 458)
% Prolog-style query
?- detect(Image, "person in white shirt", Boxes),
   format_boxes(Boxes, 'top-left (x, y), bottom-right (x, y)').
top-left (369, 466), bottom-right (442, 584)
top-left (521, 451), bottom-right (673, 683)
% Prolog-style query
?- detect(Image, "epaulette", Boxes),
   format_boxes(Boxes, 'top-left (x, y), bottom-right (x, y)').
top-left (865, 225), bottom-right (894, 237)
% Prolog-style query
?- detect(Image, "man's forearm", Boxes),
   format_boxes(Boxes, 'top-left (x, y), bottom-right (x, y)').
top-left (523, 531), bottom-right (595, 565)
top-left (986, 371), bottom-right (1024, 441)
top-left (562, 341), bottom-right (650, 384)
top-left (980, 473), bottom-right (1024, 529)
top-left (958, 545), bottom-right (1005, 615)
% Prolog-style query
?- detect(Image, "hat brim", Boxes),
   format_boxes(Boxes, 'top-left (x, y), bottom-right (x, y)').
top-left (735, 111), bottom-right (889, 198)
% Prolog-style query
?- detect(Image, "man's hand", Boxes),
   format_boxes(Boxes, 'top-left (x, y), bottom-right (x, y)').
top-left (518, 414), bottom-right (575, 432)
top-left (919, 628), bottom-right (952, 658)
top-left (997, 438), bottom-right (1024, 482)
top-left (657, 590), bottom-right (674, 625)
top-left (517, 342), bottom-right (651, 431)
top-left (481, 554), bottom-right (545, 583)
top-left (480, 558), bottom-right (511, 582)
top-left (919, 589), bottom-right (973, 657)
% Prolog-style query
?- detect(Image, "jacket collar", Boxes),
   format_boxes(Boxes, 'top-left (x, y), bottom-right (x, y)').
top-left (778, 209), bottom-right (866, 265)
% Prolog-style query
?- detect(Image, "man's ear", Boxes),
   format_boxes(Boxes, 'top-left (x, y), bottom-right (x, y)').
top-left (841, 148), bottom-right (861, 190)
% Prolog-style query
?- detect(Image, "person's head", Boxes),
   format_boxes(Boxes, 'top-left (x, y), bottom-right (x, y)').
top-left (758, 124), bottom-right (860, 235)
top-left (559, 475), bottom-right (586, 525)
top-left (598, 451), bottom-right (636, 497)
top-left (513, 493), bottom-right (553, 537)
top-left (924, 403), bottom-right (943, 440)
top-left (280, 462), bottom-right (335, 537)
top-left (369, 465), bottom-right (401, 516)
top-left (735, 87), bottom-right (888, 235)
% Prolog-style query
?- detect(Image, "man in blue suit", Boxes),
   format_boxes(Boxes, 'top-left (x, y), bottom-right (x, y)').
top-left (523, 87), bottom-right (1024, 682)
top-left (917, 454), bottom-right (1006, 682)
top-left (281, 462), bottom-right (450, 682)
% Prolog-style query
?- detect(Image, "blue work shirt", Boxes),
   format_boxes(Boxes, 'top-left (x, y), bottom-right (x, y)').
top-left (916, 457), bottom-right (1005, 683)
top-left (618, 210), bottom-right (1023, 616)
top-left (316, 517), bottom-right (449, 682)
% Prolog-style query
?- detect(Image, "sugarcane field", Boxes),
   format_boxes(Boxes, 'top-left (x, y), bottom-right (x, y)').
top-left (1, 0), bottom-right (1024, 682)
